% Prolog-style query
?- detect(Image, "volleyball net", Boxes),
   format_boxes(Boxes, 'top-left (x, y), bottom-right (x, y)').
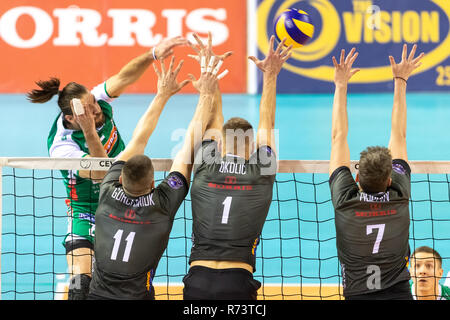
top-left (0, 157), bottom-right (449, 300)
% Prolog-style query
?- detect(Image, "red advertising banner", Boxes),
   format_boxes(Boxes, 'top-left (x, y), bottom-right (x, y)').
top-left (0, 0), bottom-right (247, 93)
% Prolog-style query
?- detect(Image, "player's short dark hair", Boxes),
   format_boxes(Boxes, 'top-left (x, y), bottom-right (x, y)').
top-left (358, 146), bottom-right (392, 193)
top-left (122, 155), bottom-right (154, 196)
top-left (411, 246), bottom-right (443, 268)
top-left (222, 117), bottom-right (254, 155)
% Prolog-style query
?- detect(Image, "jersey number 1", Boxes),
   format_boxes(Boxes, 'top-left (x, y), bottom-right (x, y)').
top-left (111, 229), bottom-right (136, 262)
top-left (221, 196), bottom-right (233, 224)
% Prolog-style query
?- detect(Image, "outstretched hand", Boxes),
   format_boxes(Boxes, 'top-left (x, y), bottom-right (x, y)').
top-left (389, 44), bottom-right (424, 81)
top-left (187, 69), bottom-right (219, 96)
top-left (153, 36), bottom-right (189, 61)
top-left (248, 35), bottom-right (292, 76)
top-left (188, 32), bottom-right (233, 65)
top-left (332, 48), bottom-right (360, 86)
top-left (153, 56), bottom-right (190, 97)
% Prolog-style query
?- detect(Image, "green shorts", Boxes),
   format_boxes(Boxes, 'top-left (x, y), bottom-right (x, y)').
top-left (63, 202), bottom-right (96, 247)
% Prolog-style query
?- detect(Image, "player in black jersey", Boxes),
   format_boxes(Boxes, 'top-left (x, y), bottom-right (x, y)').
top-left (182, 34), bottom-right (292, 300)
top-left (329, 44), bottom-right (424, 300)
top-left (87, 55), bottom-right (223, 300)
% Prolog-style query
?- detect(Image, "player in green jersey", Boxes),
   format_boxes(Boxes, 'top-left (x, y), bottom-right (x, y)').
top-left (26, 36), bottom-right (188, 300)
top-left (329, 44), bottom-right (424, 299)
top-left (410, 246), bottom-right (450, 300)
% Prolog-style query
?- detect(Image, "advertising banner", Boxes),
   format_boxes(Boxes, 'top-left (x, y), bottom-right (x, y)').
top-left (0, 0), bottom-right (247, 93)
top-left (256, 0), bottom-right (450, 93)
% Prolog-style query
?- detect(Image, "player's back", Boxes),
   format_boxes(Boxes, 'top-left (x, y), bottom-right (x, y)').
top-left (329, 159), bottom-right (411, 297)
top-left (189, 140), bottom-right (276, 270)
top-left (89, 161), bottom-right (188, 300)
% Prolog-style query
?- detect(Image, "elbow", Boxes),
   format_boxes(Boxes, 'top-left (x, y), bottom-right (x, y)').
top-left (331, 130), bottom-right (347, 143)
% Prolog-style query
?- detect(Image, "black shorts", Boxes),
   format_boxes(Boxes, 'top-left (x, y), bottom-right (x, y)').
top-left (64, 239), bottom-right (94, 255)
top-left (183, 266), bottom-right (261, 300)
top-left (345, 280), bottom-right (413, 300)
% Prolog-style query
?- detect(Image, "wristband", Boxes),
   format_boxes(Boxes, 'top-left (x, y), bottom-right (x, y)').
top-left (152, 47), bottom-right (158, 60)
top-left (394, 76), bottom-right (407, 83)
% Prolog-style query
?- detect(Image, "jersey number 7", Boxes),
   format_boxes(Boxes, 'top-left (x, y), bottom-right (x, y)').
top-left (366, 224), bottom-right (385, 254)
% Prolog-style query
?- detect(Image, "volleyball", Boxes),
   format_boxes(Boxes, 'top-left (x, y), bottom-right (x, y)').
top-left (273, 8), bottom-right (314, 48)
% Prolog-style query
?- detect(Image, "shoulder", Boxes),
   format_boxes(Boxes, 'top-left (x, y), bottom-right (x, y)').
top-left (91, 82), bottom-right (115, 104)
top-left (247, 145), bottom-right (277, 176)
top-left (441, 285), bottom-right (450, 299)
top-left (329, 166), bottom-right (353, 186)
top-left (329, 166), bottom-right (358, 206)
top-left (157, 171), bottom-right (189, 194)
top-left (194, 139), bottom-right (221, 173)
top-left (392, 159), bottom-right (411, 176)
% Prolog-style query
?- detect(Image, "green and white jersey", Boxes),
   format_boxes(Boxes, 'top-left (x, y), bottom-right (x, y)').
top-left (411, 282), bottom-right (450, 300)
top-left (47, 82), bottom-right (125, 220)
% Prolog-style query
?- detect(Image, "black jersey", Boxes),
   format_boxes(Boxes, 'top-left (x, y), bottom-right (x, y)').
top-left (189, 140), bottom-right (277, 271)
top-left (329, 159), bottom-right (411, 297)
top-left (89, 161), bottom-right (188, 300)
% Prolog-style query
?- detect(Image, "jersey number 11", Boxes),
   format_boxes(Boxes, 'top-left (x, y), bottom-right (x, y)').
top-left (111, 229), bottom-right (136, 262)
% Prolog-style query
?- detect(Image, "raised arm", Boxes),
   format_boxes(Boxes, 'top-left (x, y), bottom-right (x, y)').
top-left (329, 48), bottom-right (360, 176)
top-left (169, 69), bottom-right (220, 184)
top-left (187, 32), bottom-right (232, 141)
top-left (117, 56), bottom-right (190, 162)
top-left (72, 99), bottom-right (109, 180)
top-left (248, 36), bottom-right (292, 151)
top-left (388, 44), bottom-right (424, 161)
top-left (105, 36), bottom-right (188, 98)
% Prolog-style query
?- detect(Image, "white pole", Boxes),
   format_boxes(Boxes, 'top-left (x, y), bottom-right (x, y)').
top-left (0, 165), bottom-right (3, 300)
top-left (247, 0), bottom-right (258, 94)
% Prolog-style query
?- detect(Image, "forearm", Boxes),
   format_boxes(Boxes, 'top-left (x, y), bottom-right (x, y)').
top-left (106, 51), bottom-right (154, 97)
top-left (257, 74), bottom-right (277, 146)
top-left (181, 94), bottom-right (215, 158)
top-left (131, 94), bottom-right (169, 145)
top-left (391, 79), bottom-right (407, 138)
top-left (84, 129), bottom-right (107, 158)
top-left (120, 94), bottom-right (169, 160)
top-left (79, 129), bottom-right (108, 180)
top-left (331, 84), bottom-right (349, 141)
top-left (172, 93), bottom-right (214, 180)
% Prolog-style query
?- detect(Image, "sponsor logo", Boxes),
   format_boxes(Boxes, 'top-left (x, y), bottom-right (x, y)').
top-left (109, 213), bottom-right (150, 225)
top-left (104, 126), bottom-right (118, 154)
top-left (224, 176), bottom-right (237, 184)
top-left (392, 163), bottom-right (407, 175)
top-left (208, 182), bottom-right (253, 191)
top-left (258, 0), bottom-right (450, 83)
top-left (78, 212), bottom-right (95, 223)
top-left (80, 159), bottom-right (91, 169)
top-left (0, 5), bottom-right (229, 48)
top-left (355, 209), bottom-right (397, 217)
top-left (99, 160), bottom-right (113, 168)
top-left (168, 174), bottom-right (184, 189)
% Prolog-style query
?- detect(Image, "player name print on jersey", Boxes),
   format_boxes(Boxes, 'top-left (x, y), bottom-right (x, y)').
top-left (218, 161), bottom-right (246, 175)
top-left (111, 187), bottom-right (155, 207)
top-left (359, 191), bottom-right (390, 202)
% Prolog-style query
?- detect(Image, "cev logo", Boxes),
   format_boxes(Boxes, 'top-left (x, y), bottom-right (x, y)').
top-left (257, 0), bottom-right (450, 83)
